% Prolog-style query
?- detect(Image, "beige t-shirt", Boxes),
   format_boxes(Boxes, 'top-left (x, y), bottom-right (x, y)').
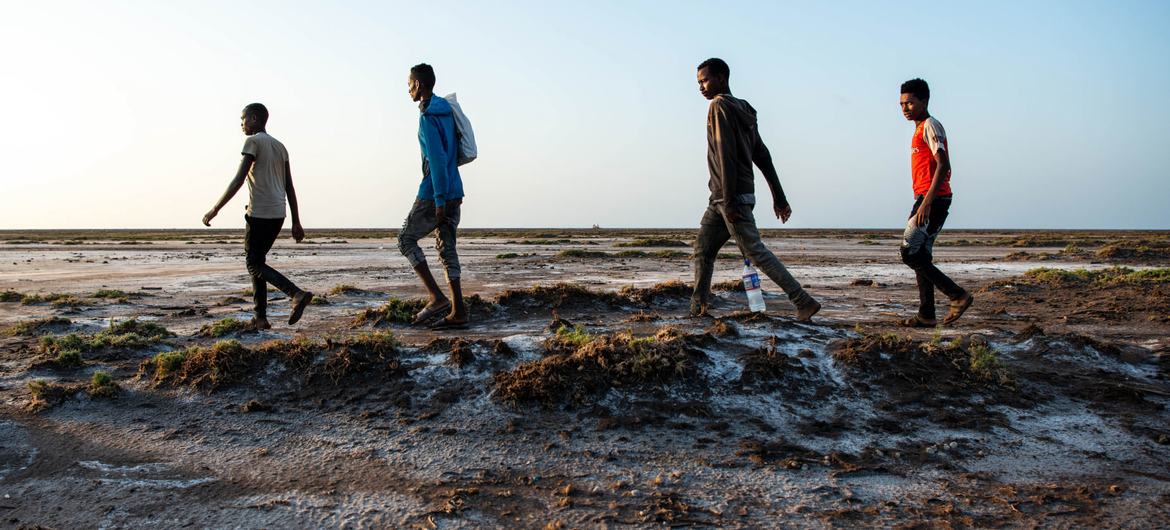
top-left (241, 132), bottom-right (289, 219)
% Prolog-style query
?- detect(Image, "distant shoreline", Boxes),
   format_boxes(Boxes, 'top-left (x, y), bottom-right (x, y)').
top-left (1, 227), bottom-right (1167, 243)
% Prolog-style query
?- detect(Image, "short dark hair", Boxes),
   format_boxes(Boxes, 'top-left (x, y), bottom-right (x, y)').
top-left (411, 63), bottom-right (436, 90)
top-left (697, 58), bottom-right (730, 79)
top-left (900, 78), bottom-right (930, 101)
top-left (243, 103), bottom-right (269, 125)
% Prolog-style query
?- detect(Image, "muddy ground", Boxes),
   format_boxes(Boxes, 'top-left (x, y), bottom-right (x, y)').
top-left (0, 229), bottom-right (1168, 528)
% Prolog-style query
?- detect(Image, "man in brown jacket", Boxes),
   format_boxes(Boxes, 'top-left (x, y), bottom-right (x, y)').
top-left (691, 58), bottom-right (820, 321)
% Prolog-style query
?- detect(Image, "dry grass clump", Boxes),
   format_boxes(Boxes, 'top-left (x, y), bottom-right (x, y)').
top-left (1002, 251), bottom-right (1060, 262)
top-left (197, 317), bottom-right (252, 337)
top-left (617, 280), bottom-right (691, 305)
top-left (494, 327), bottom-right (707, 406)
top-left (495, 283), bottom-right (622, 309)
top-left (506, 238), bottom-right (573, 245)
top-left (4, 316), bottom-right (71, 337)
top-left (1023, 267), bottom-right (1170, 286)
top-left (140, 331), bottom-right (403, 391)
top-left (1094, 240), bottom-right (1170, 261)
top-left (19, 292), bottom-right (82, 306)
top-left (27, 380), bottom-right (84, 411)
top-left (830, 333), bottom-right (1013, 388)
top-left (556, 249), bottom-right (611, 259)
top-left (0, 290), bottom-right (24, 303)
top-left (352, 298), bottom-right (427, 327)
top-left (92, 289), bottom-right (131, 303)
top-left (614, 250), bottom-right (689, 259)
top-left (615, 238), bottom-right (689, 248)
top-left (712, 279), bottom-right (746, 292)
top-left (351, 296), bottom-right (497, 327)
top-left (329, 283), bottom-right (367, 295)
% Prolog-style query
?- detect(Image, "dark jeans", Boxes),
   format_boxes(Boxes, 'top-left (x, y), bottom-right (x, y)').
top-left (244, 215), bottom-right (300, 319)
top-left (900, 196), bottom-right (965, 320)
top-left (692, 201), bottom-right (812, 311)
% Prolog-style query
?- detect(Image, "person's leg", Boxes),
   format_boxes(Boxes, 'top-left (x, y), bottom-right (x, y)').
top-left (724, 203), bottom-right (819, 320)
top-left (397, 199), bottom-right (449, 321)
top-left (434, 201), bottom-right (466, 322)
top-left (243, 216), bottom-right (270, 326)
top-left (901, 200), bottom-right (964, 299)
top-left (691, 203), bottom-right (731, 316)
top-left (914, 270), bottom-right (937, 321)
top-left (901, 197), bottom-right (968, 324)
top-left (246, 216), bottom-right (307, 325)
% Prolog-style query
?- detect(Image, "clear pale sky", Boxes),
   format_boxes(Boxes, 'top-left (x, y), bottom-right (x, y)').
top-left (2, 0), bottom-right (1167, 229)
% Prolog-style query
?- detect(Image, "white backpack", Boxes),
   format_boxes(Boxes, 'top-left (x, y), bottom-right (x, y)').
top-left (443, 93), bottom-right (477, 166)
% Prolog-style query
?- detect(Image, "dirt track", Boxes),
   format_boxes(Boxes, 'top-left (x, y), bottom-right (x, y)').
top-left (1, 229), bottom-right (1168, 528)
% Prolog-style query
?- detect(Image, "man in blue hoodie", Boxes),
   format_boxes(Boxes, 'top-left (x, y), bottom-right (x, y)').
top-left (398, 63), bottom-right (467, 329)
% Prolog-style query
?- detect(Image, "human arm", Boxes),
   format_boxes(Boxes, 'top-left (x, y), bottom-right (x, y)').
top-left (284, 161), bottom-right (304, 242)
top-left (203, 154), bottom-right (254, 226)
top-left (751, 135), bottom-right (791, 223)
top-left (420, 114), bottom-right (452, 222)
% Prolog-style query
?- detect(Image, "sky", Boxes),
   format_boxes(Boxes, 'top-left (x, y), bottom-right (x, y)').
top-left (1, 0), bottom-right (1168, 230)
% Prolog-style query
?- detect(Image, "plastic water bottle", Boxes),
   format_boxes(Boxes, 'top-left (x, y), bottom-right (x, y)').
top-left (742, 259), bottom-right (766, 312)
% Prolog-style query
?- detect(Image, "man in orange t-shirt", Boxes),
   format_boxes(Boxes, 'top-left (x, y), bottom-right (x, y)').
top-left (898, 78), bottom-right (973, 327)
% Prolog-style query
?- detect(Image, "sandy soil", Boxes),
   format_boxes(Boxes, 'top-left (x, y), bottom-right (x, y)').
top-left (0, 229), bottom-right (1168, 528)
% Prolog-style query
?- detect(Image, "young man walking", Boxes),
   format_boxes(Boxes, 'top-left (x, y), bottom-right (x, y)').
top-left (398, 63), bottom-right (468, 329)
top-left (898, 78), bottom-right (973, 327)
top-left (691, 58), bottom-right (820, 322)
top-left (203, 103), bottom-right (314, 329)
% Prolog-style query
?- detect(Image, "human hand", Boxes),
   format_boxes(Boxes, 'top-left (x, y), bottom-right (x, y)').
top-left (774, 203), bottom-right (792, 223)
top-left (291, 222), bottom-right (305, 242)
top-left (202, 209), bottom-right (218, 227)
top-left (913, 201), bottom-right (932, 227)
top-left (436, 205), bottom-right (447, 225)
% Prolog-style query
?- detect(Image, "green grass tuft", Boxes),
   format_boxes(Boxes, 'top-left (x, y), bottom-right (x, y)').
top-left (38, 318), bottom-right (173, 356)
top-left (92, 289), bottom-right (130, 302)
top-left (198, 317), bottom-right (251, 337)
top-left (555, 325), bottom-right (593, 347)
top-left (54, 349), bottom-right (83, 368)
top-left (89, 371), bottom-right (119, 397)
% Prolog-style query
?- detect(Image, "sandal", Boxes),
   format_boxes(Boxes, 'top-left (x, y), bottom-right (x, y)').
top-left (898, 315), bottom-right (937, 328)
top-left (429, 316), bottom-right (469, 330)
top-left (942, 294), bottom-right (974, 325)
top-left (411, 300), bottom-right (451, 326)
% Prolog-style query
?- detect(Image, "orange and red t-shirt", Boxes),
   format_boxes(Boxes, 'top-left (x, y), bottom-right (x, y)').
top-left (911, 116), bottom-right (951, 197)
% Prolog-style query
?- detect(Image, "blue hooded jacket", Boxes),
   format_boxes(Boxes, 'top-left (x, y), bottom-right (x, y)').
top-left (417, 96), bottom-right (464, 207)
